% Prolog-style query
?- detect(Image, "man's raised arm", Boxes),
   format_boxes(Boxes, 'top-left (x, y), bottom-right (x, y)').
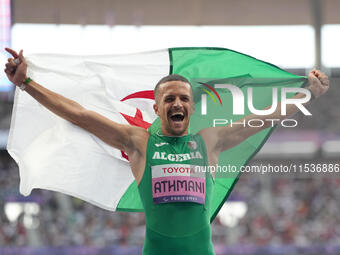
top-left (4, 48), bottom-right (146, 152)
top-left (199, 70), bottom-right (330, 155)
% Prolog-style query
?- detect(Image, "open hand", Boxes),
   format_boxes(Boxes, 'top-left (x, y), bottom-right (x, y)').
top-left (4, 48), bottom-right (27, 86)
top-left (308, 70), bottom-right (329, 99)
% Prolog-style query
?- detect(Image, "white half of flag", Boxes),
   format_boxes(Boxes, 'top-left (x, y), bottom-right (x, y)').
top-left (8, 50), bottom-right (170, 211)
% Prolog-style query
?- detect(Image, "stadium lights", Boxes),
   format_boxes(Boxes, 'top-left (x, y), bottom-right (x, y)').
top-left (217, 202), bottom-right (248, 227)
top-left (4, 202), bottom-right (40, 229)
top-left (322, 140), bottom-right (340, 158)
top-left (11, 24), bottom-right (314, 68)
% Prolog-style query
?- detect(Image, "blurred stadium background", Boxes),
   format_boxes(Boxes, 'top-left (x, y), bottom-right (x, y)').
top-left (0, 0), bottom-right (340, 254)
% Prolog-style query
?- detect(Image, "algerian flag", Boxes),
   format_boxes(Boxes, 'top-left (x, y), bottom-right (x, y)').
top-left (7, 47), bottom-right (306, 221)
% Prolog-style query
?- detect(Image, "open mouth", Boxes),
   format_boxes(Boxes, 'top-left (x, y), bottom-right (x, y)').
top-left (169, 113), bottom-right (185, 122)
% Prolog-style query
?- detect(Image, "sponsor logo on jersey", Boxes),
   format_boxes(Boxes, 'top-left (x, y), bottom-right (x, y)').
top-left (151, 164), bottom-right (205, 178)
top-left (154, 142), bottom-right (169, 147)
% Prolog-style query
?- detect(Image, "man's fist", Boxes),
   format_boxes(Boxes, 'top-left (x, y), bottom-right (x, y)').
top-left (3, 48), bottom-right (27, 86)
top-left (308, 70), bottom-right (330, 99)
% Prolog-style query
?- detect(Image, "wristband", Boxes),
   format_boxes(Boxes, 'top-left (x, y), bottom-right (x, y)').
top-left (19, 77), bottom-right (32, 91)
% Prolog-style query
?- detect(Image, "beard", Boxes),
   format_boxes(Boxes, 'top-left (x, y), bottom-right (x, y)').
top-left (163, 119), bottom-right (189, 136)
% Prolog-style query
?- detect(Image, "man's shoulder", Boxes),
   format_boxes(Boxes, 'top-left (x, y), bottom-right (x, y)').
top-left (128, 125), bottom-right (150, 137)
top-left (125, 126), bottom-right (150, 153)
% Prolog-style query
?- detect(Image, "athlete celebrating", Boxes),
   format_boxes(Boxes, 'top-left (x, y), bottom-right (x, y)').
top-left (4, 48), bottom-right (329, 255)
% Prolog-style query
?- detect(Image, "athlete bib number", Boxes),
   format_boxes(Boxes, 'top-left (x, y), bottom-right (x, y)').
top-left (151, 164), bottom-right (206, 204)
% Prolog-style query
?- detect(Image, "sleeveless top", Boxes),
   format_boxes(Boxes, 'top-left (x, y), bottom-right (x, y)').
top-left (137, 132), bottom-right (215, 255)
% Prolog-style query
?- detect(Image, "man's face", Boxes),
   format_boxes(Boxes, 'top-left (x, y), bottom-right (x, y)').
top-left (153, 81), bottom-right (194, 136)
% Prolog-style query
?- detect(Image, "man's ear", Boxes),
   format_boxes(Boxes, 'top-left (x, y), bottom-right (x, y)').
top-left (191, 102), bottom-right (195, 115)
top-left (153, 103), bottom-right (159, 116)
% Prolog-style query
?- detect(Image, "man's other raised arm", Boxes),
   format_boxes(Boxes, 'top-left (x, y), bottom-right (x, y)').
top-left (4, 48), bottom-right (145, 152)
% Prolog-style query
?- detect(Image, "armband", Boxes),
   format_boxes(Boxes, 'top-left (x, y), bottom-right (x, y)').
top-left (19, 77), bottom-right (32, 91)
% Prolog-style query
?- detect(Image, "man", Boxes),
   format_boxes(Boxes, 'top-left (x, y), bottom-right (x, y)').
top-left (4, 48), bottom-right (329, 254)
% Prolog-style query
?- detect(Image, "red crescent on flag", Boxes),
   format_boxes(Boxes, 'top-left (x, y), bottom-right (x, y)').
top-left (119, 90), bottom-right (155, 160)
top-left (121, 90), bottom-right (154, 102)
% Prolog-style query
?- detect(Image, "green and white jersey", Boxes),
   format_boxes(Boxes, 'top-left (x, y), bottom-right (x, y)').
top-left (138, 132), bottom-right (215, 255)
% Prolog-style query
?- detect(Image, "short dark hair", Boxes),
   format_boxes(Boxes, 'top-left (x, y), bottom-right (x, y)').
top-left (154, 74), bottom-right (191, 102)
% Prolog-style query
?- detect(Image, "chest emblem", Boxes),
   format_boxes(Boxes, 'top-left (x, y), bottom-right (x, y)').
top-left (187, 140), bottom-right (198, 150)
